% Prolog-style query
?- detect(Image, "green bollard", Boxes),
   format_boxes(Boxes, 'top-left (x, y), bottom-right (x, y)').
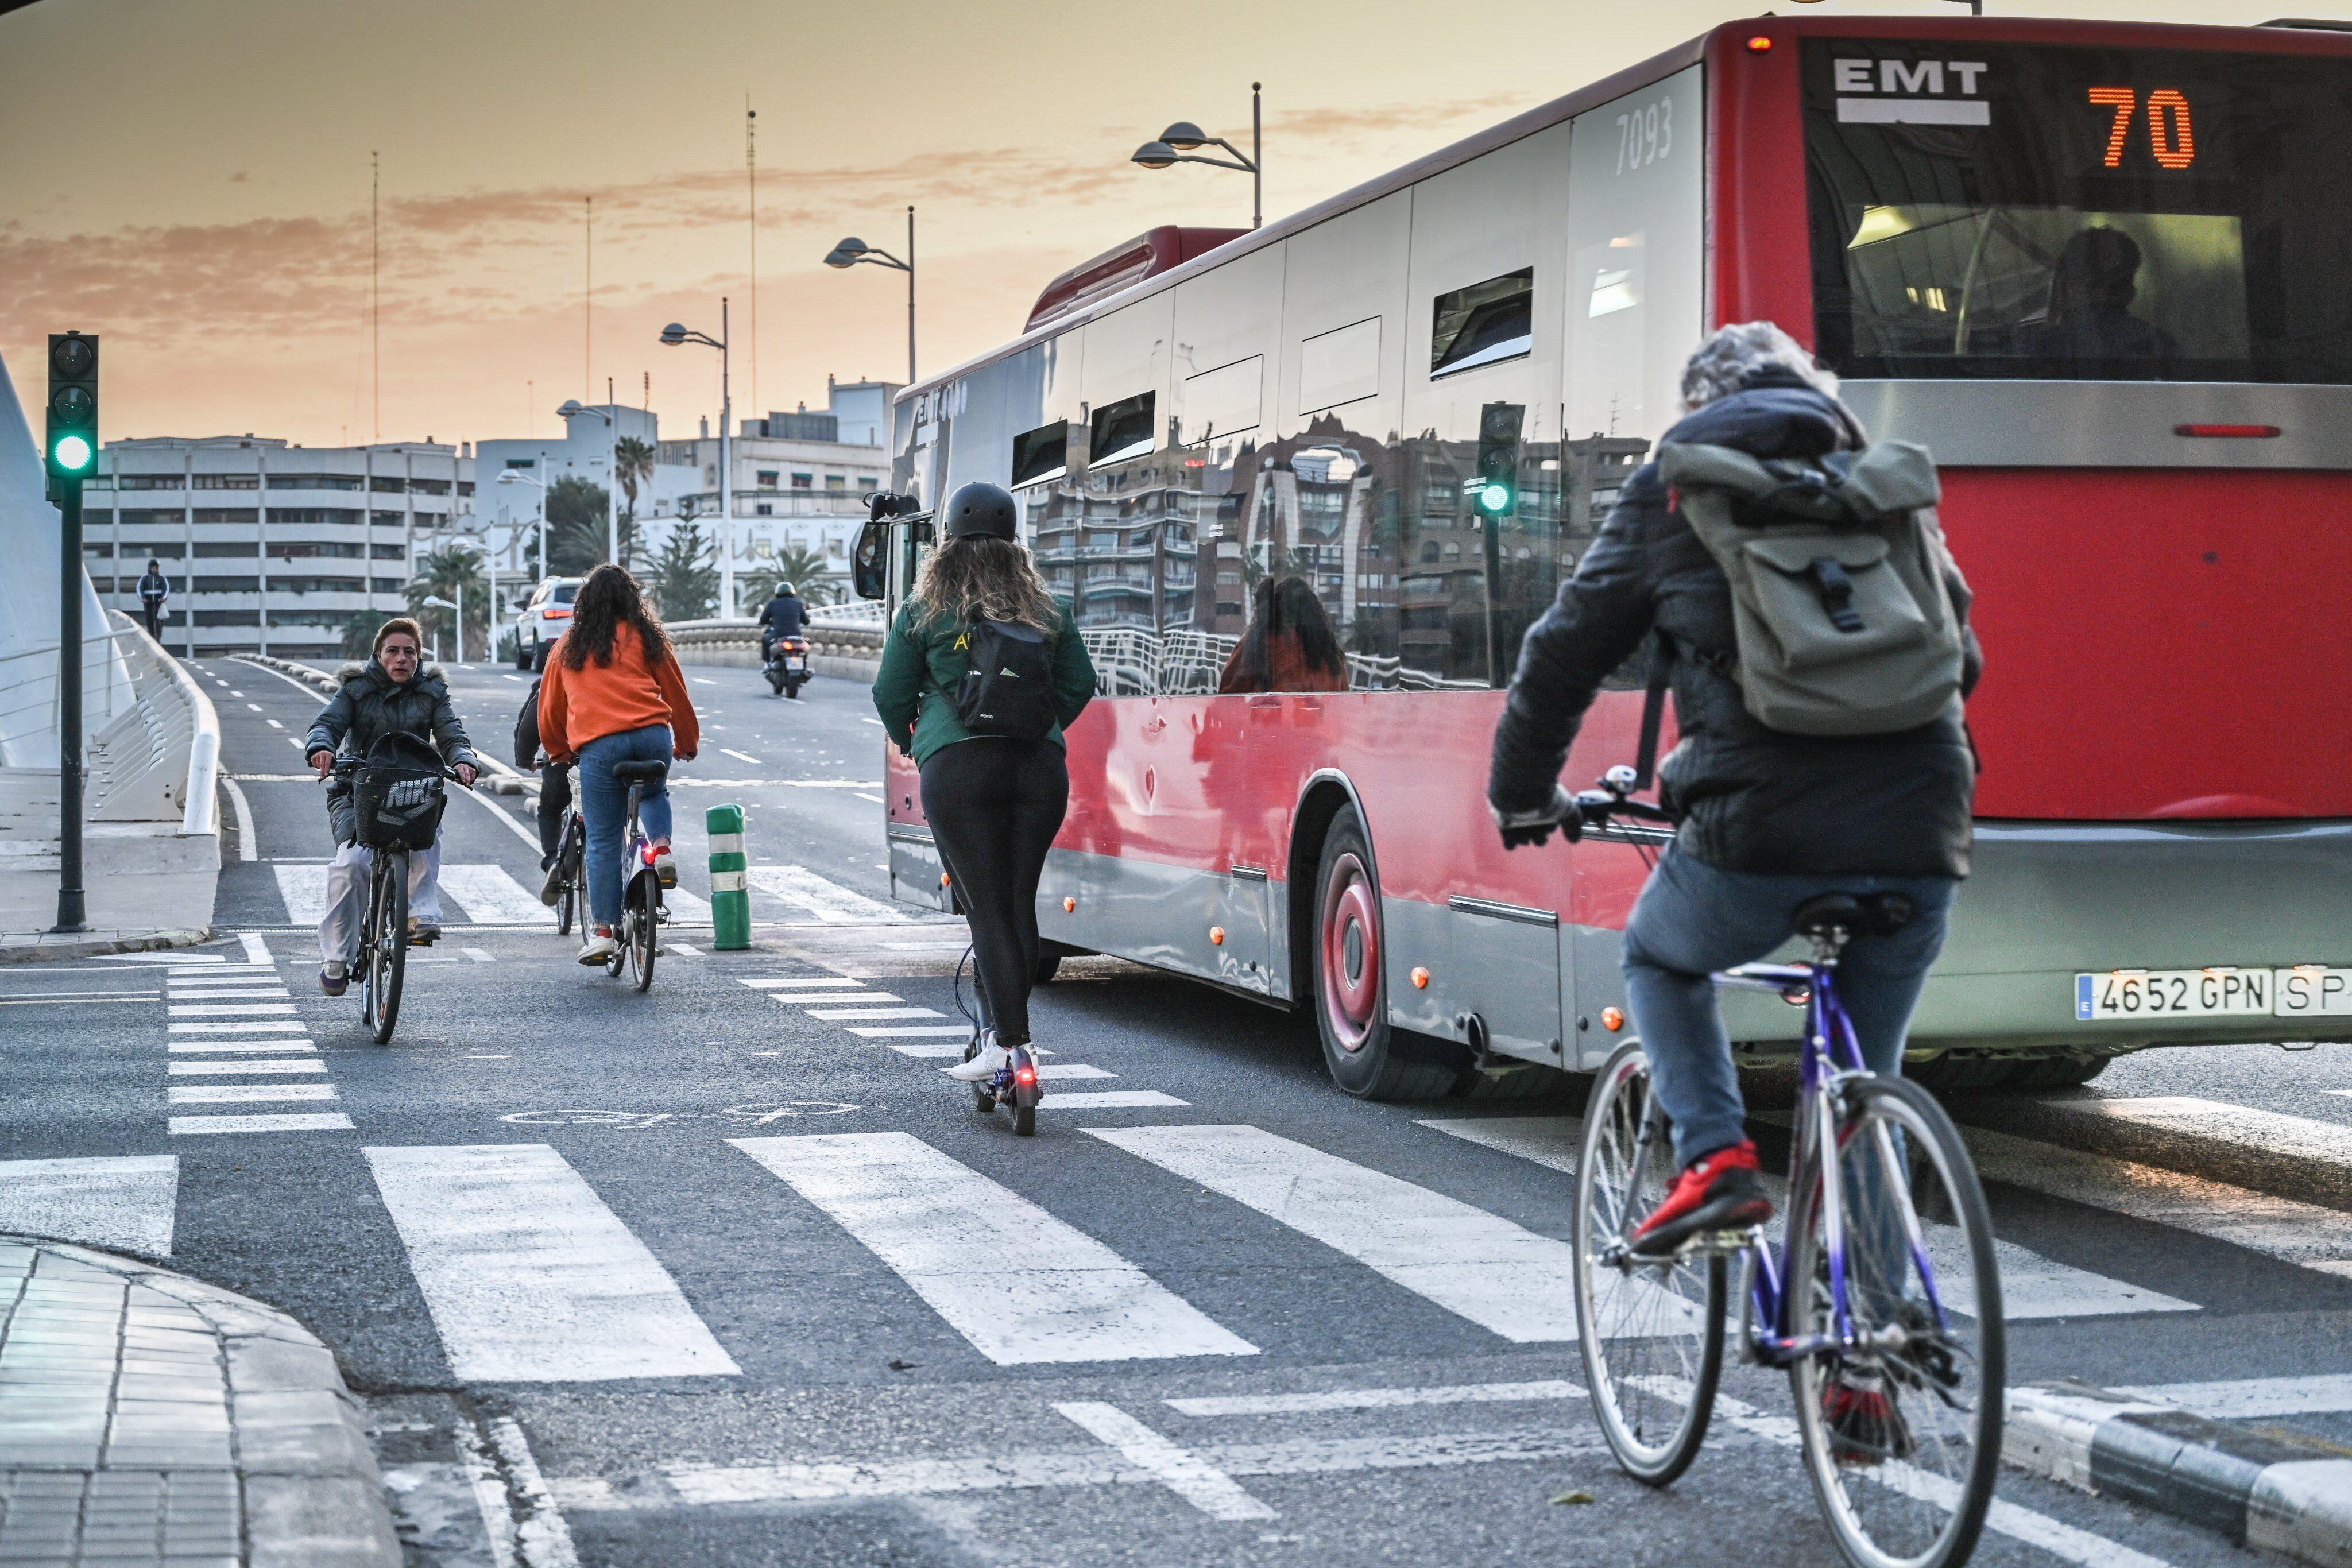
top-left (708, 803), bottom-right (750, 950)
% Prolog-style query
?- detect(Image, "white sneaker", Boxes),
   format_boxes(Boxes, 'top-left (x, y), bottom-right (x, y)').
top-left (948, 1036), bottom-right (1011, 1082)
top-left (578, 931), bottom-right (620, 965)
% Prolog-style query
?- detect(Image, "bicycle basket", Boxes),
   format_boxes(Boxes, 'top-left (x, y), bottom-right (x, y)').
top-left (353, 765), bottom-right (446, 850)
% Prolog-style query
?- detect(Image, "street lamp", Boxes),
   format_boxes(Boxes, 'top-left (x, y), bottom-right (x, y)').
top-left (823, 207), bottom-right (916, 385)
top-left (422, 593), bottom-right (462, 665)
top-left (659, 300), bottom-right (737, 617)
top-left (556, 396), bottom-right (618, 568)
top-left (1131, 83), bottom-right (1262, 229)
top-left (496, 468), bottom-right (547, 591)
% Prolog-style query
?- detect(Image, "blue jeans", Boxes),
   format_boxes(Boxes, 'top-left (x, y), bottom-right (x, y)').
top-left (1621, 847), bottom-right (1958, 1168)
top-left (578, 725), bottom-right (674, 926)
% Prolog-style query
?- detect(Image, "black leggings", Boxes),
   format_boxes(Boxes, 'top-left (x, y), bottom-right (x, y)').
top-left (536, 765), bottom-right (573, 869)
top-left (919, 738), bottom-right (1069, 1046)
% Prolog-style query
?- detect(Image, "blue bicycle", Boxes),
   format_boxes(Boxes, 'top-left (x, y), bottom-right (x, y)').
top-left (1570, 783), bottom-right (2003, 1568)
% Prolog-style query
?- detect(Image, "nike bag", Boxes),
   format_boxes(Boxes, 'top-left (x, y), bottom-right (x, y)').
top-left (352, 732), bottom-right (448, 851)
top-left (1658, 439), bottom-right (1969, 737)
top-left (951, 617), bottom-right (1058, 741)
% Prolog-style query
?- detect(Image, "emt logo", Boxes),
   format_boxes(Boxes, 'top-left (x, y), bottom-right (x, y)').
top-left (1834, 57), bottom-right (1991, 126)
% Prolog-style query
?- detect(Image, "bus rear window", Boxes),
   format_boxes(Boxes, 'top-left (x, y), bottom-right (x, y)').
top-left (1805, 41), bottom-right (2352, 384)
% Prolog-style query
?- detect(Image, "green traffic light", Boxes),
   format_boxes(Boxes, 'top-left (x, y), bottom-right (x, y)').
top-left (52, 435), bottom-right (92, 473)
top-left (1476, 481), bottom-right (1512, 513)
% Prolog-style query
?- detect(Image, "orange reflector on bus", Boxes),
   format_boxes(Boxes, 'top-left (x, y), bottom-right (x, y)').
top-left (2175, 423), bottom-right (2281, 438)
top-left (1063, 896), bottom-right (1076, 912)
top-left (1411, 967), bottom-right (1430, 989)
top-left (1210, 926), bottom-right (1225, 946)
top-left (1601, 1006), bottom-right (1626, 1032)
top-left (1747, 34), bottom-right (1773, 51)
top-left (939, 872), bottom-right (951, 888)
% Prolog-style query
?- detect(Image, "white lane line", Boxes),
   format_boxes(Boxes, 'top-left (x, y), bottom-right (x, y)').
top-left (887, 1042), bottom-right (975, 1058)
top-left (169, 1083), bottom-right (338, 1104)
top-left (273, 864), bottom-right (329, 925)
top-left (666, 943), bottom-right (701, 957)
top-left (171, 1020), bottom-right (308, 1033)
top-left (168, 1039), bottom-right (316, 1054)
top-left (220, 776), bottom-right (257, 862)
top-left (457, 784), bottom-right (547, 850)
top-left (1169, 1380), bottom-right (1583, 1418)
top-left (1091, 1125), bottom-right (1684, 1344)
top-left (245, 702), bottom-right (263, 711)
top-left (1053, 1402), bottom-right (1276, 1521)
top-left (690, 677), bottom-right (717, 687)
top-left (1695, 1386), bottom-right (2174, 1568)
top-left (806, 1007), bottom-right (943, 1021)
top-left (775, 992), bottom-right (898, 1006)
top-left (747, 865), bottom-right (909, 925)
top-left (1043, 1091), bottom-right (1190, 1110)
top-left (438, 864), bottom-right (554, 926)
top-left (265, 718), bottom-right (284, 729)
top-left (2117, 1373), bottom-right (2352, 1420)
top-left (853, 793), bottom-right (884, 804)
top-left (465, 948), bottom-right (495, 963)
top-left (1037, 1064), bottom-right (1113, 1081)
top-left (665, 886), bottom-right (714, 924)
top-left (732, 1132), bottom-right (1257, 1366)
top-left (2050, 1095), bottom-right (2352, 1167)
top-left (848, 1026), bottom-right (971, 1040)
top-left (169, 1059), bottom-right (326, 1075)
top-left (1962, 1123), bottom-right (2352, 1279)
top-left (168, 1003), bottom-right (299, 1017)
top-left (860, 717), bottom-right (883, 726)
top-left (1419, 1116), bottom-right (1579, 1173)
top-left (719, 748), bottom-right (763, 766)
top-left (738, 977), bottom-right (864, 989)
top-left (0, 1155), bottom-right (177, 1257)
top-left (484, 1416), bottom-right (582, 1568)
top-left (365, 1144), bottom-right (740, 1383)
top-left (160, 988), bottom-right (292, 1000)
top-left (237, 932), bottom-right (274, 964)
top-left (169, 1113), bottom-right (355, 1135)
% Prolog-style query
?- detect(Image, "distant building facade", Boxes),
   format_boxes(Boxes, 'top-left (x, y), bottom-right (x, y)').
top-left (88, 436), bottom-right (472, 658)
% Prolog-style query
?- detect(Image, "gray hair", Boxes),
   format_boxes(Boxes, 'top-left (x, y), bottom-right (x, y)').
top-left (1680, 321), bottom-right (1840, 411)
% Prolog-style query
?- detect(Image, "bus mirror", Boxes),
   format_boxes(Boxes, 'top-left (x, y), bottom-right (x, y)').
top-left (853, 520), bottom-right (889, 600)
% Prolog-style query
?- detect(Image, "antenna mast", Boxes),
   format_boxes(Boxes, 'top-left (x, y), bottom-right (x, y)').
top-left (746, 99), bottom-right (759, 423)
top-left (371, 151), bottom-right (380, 442)
top-left (584, 195), bottom-right (594, 404)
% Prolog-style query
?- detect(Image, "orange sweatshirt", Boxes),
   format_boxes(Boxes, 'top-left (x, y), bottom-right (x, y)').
top-left (537, 622), bottom-right (701, 763)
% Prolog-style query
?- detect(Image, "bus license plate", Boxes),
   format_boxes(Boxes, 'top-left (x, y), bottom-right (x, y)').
top-left (2276, 967), bottom-right (2352, 1017)
top-left (2074, 969), bottom-right (2273, 1020)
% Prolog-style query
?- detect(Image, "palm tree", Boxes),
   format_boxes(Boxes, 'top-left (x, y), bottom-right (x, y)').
top-left (747, 544), bottom-right (840, 607)
top-left (544, 475), bottom-right (635, 575)
top-left (613, 436), bottom-right (656, 563)
top-left (407, 545), bottom-right (490, 662)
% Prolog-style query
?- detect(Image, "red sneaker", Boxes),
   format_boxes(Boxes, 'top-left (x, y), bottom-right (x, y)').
top-left (1629, 1140), bottom-right (1773, 1256)
top-left (1823, 1370), bottom-right (1914, 1465)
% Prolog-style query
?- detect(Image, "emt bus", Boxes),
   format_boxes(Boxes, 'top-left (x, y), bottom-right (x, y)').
top-left (864, 14), bottom-right (2352, 1099)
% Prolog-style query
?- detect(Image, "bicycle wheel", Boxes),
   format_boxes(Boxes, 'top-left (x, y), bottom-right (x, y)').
top-left (555, 819), bottom-right (583, 936)
top-left (1785, 1075), bottom-right (2004, 1568)
top-left (1573, 1039), bottom-right (1726, 1486)
top-left (628, 873), bottom-right (658, 992)
top-left (362, 851), bottom-right (408, 1044)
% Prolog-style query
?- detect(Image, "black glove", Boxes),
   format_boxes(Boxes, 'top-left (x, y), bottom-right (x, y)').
top-left (1491, 784), bottom-right (1581, 850)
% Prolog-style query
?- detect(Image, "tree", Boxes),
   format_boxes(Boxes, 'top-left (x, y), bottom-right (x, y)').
top-left (337, 611), bottom-right (381, 661)
top-left (407, 545), bottom-right (491, 661)
top-left (745, 544), bottom-right (841, 609)
top-left (544, 475), bottom-right (636, 575)
top-left (649, 522), bottom-right (719, 624)
top-left (613, 435), bottom-right (656, 526)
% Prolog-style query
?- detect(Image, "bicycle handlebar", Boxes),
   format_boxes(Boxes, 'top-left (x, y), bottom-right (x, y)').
top-left (323, 756), bottom-right (469, 784)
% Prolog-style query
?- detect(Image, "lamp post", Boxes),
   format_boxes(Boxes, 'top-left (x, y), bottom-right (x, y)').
top-left (1131, 83), bottom-right (1262, 229)
top-left (422, 592), bottom-right (461, 665)
top-left (496, 467), bottom-right (547, 589)
top-left (556, 396), bottom-right (618, 568)
top-left (659, 300), bottom-right (736, 616)
top-left (823, 207), bottom-right (916, 385)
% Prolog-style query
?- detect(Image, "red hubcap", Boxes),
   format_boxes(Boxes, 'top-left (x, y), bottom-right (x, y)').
top-left (1320, 851), bottom-right (1380, 1054)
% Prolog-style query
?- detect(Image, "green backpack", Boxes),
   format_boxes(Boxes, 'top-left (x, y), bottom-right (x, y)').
top-left (1658, 439), bottom-right (1969, 737)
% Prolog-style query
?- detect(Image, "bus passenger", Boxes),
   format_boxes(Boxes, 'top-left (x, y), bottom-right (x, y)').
top-left (1487, 319), bottom-right (1980, 1248)
top-left (2025, 227), bottom-right (2178, 367)
top-left (1218, 576), bottom-right (1348, 694)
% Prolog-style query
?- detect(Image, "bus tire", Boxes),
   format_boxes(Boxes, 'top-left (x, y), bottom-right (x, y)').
top-left (1906, 1052), bottom-right (2020, 1093)
top-left (1312, 806), bottom-right (1453, 1101)
top-left (2004, 1054), bottom-right (2109, 1091)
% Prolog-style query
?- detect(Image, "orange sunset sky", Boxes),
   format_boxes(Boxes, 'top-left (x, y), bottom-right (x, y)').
top-left (1, 0), bottom-right (2334, 451)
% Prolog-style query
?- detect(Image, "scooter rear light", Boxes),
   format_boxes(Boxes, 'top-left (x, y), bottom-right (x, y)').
top-left (1015, 1066), bottom-right (1036, 1085)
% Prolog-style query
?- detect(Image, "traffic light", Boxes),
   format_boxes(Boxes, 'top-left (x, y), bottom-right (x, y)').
top-left (1475, 400), bottom-right (1523, 516)
top-left (45, 332), bottom-right (98, 493)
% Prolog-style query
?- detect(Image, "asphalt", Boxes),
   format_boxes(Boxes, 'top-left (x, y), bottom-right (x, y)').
top-left (2, 654), bottom-right (2350, 1566)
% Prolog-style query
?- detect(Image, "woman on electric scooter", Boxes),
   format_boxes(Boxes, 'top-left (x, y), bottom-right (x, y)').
top-left (537, 564), bottom-right (700, 965)
top-left (871, 482), bottom-right (1096, 1083)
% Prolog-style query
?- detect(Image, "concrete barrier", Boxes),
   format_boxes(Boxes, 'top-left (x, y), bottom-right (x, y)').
top-left (86, 614), bottom-right (218, 831)
top-left (665, 618), bottom-right (883, 682)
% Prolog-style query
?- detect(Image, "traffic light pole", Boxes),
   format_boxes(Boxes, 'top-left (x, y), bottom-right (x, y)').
top-left (52, 477), bottom-right (87, 932)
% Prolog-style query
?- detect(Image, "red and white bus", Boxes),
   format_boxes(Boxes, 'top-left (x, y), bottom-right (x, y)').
top-left (868, 14), bottom-right (2352, 1098)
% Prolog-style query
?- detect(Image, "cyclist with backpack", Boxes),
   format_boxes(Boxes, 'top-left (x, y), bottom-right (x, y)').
top-left (1488, 321), bottom-right (1981, 1253)
top-left (871, 481), bottom-right (1096, 1085)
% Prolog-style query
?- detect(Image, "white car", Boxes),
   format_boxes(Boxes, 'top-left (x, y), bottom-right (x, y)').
top-left (513, 578), bottom-right (583, 671)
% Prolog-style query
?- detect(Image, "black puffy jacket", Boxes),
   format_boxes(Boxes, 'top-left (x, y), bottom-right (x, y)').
top-left (305, 661), bottom-right (478, 838)
top-left (1488, 370), bottom-right (1982, 878)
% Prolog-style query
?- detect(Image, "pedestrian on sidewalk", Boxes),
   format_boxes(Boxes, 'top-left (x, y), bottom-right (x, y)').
top-left (871, 481), bottom-right (1096, 1083)
top-left (537, 564), bottom-right (699, 965)
top-left (304, 617), bottom-right (479, 993)
top-left (136, 559), bottom-right (169, 641)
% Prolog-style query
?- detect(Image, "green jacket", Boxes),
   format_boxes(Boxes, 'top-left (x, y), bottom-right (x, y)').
top-left (872, 598), bottom-right (1097, 765)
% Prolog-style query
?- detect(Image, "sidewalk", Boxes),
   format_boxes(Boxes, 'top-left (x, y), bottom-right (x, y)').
top-left (0, 771), bottom-right (213, 963)
top-left (0, 1238), bottom-right (398, 1567)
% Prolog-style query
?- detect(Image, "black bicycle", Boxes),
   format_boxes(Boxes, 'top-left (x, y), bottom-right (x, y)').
top-left (331, 751), bottom-right (461, 1044)
top-left (551, 770), bottom-right (586, 937)
top-left (603, 758), bottom-right (670, 993)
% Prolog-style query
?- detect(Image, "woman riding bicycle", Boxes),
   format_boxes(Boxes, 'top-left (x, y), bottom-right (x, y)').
top-left (536, 564), bottom-right (699, 965)
top-left (1487, 321), bottom-right (1982, 1252)
top-left (304, 617), bottom-right (478, 994)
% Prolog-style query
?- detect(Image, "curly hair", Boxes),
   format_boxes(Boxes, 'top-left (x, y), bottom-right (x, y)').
top-left (562, 563), bottom-right (673, 672)
top-left (908, 536), bottom-right (1060, 634)
top-left (1680, 320), bottom-right (1840, 411)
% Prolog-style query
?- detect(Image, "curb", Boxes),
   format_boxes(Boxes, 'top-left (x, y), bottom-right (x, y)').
top-left (2007, 1381), bottom-right (2352, 1566)
top-left (0, 925), bottom-right (214, 966)
top-left (233, 651), bottom-right (337, 695)
top-left (26, 1238), bottom-right (403, 1567)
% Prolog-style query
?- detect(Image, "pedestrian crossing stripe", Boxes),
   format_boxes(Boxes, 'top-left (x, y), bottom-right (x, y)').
top-left (272, 861), bottom-right (911, 929)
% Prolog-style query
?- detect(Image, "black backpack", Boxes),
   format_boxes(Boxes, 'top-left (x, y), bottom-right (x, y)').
top-left (951, 618), bottom-right (1057, 740)
top-left (513, 677), bottom-right (543, 769)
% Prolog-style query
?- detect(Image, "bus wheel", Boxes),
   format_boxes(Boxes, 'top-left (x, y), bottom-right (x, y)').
top-left (1313, 807), bottom-right (1453, 1101)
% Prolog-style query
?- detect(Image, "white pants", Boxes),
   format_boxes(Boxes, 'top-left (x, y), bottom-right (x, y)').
top-left (318, 831), bottom-right (445, 966)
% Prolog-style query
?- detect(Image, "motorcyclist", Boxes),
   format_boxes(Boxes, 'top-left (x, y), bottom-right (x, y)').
top-left (758, 581), bottom-right (806, 662)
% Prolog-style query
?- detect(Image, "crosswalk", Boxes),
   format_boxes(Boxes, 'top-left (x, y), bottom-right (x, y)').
top-left (268, 860), bottom-right (915, 928)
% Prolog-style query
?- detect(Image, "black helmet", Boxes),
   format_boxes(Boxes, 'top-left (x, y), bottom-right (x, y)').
top-left (942, 481), bottom-right (1018, 541)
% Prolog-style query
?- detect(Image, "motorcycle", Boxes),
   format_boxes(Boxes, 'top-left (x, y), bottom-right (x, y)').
top-left (764, 635), bottom-right (811, 699)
